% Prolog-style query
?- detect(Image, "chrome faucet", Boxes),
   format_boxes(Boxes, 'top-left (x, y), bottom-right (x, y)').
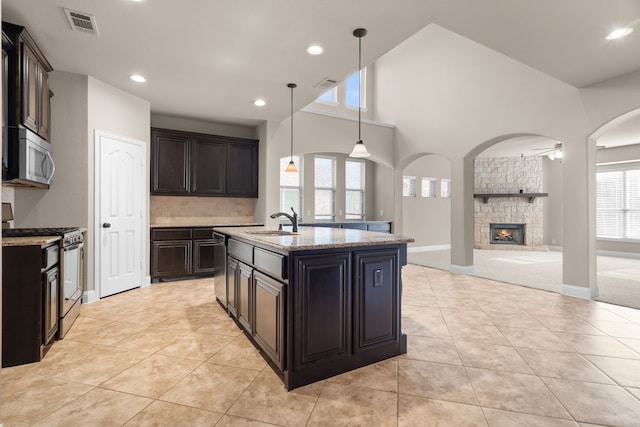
top-left (270, 207), bottom-right (298, 232)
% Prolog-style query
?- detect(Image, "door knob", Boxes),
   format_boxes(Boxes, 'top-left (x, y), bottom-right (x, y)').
top-left (102, 223), bottom-right (111, 228)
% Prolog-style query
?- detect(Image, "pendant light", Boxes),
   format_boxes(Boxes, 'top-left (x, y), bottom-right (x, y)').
top-left (350, 28), bottom-right (370, 158)
top-left (284, 83), bottom-right (299, 172)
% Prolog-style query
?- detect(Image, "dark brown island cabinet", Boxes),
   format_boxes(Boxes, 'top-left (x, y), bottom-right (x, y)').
top-left (216, 227), bottom-right (412, 390)
top-left (150, 127), bottom-right (258, 198)
top-left (150, 227), bottom-right (219, 281)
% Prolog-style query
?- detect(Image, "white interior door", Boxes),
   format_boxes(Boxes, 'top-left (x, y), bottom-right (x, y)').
top-left (96, 131), bottom-right (145, 298)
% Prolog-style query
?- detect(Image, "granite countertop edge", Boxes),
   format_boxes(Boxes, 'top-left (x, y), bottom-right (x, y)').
top-left (214, 226), bottom-right (414, 252)
top-left (151, 222), bottom-right (264, 228)
top-left (2, 236), bottom-right (61, 247)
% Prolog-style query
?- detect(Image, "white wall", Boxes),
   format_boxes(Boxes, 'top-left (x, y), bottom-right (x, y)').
top-left (543, 157), bottom-right (564, 247)
top-left (150, 113), bottom-right (257, 140)
top-left (374, 23), bottom-right (596, 291)
top-left (87, 77), bottom-right (150, 292)
top-left (402, 155), bottom-right (451, 246)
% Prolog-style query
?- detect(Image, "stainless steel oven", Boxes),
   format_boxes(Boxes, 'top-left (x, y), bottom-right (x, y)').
top-left (60, 231), bottom-right (84, 337)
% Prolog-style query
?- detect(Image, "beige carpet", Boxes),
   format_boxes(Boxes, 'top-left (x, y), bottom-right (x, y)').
top-left (408, 248), bottom-right (640, 310)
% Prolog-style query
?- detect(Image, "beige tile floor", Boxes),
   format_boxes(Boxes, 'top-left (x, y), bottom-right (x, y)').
top-left (3, 264), bottom-right (640, 426)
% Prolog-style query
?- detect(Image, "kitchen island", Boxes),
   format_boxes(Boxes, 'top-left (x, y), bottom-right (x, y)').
top-left (213, 226), bottom-right (413, 390)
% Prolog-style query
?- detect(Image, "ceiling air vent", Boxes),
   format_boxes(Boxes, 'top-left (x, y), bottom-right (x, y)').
top-left (64, 8), bottom-right (100, 36)
top-left (314, 78), bottom-right (339, 90)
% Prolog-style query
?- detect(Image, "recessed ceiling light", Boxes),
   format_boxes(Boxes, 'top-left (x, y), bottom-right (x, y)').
top-left (307, 45), bottom-right (323, 55)
top-left (254, 99), bottom-right (266, 107)
top-left (606, 27), bottom-right (634, 40)
top-left (130, 74), bottom-right (146, 83)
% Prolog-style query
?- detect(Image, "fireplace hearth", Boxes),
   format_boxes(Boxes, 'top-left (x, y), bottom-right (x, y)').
top-left (490, 223), bottom-right (525, 245)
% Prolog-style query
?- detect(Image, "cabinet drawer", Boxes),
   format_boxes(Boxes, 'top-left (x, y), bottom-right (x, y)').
top-left (193, 228), bottom-right (214, 239)
top-left (228, 239), bottom-right (253, 264)
top-left (152, 228), bottom-right (192, 241)
top-left (254, 248), bottom-right (286, 280)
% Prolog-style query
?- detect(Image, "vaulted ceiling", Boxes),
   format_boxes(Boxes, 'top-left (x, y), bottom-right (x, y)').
top-left (3, 0), bottom-right (640, 130)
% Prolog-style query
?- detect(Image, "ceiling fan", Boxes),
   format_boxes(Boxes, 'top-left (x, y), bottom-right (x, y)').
top-left (532, 142), bottom-right (563, 159)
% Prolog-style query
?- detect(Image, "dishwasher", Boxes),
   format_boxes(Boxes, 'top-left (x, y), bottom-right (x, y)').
top-left (212, 232), bottom-right (227, 309)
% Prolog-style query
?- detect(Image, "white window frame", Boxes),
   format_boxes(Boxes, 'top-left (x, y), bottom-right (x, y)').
top-left (440, 178), bottom-right (451, 198)
top-left (279, 156), bottom-right (303, 214)
top-left (314, 155), bottom-right (336, 220)
top-left (596, 168), bottom-right (640, 241)
top-left (315, 87), bottom-right (338, 106)
top-left (403, 176), bottom-right (416, 197)
top-left (345, 159), bottom-right (365, 220)
top-left (421, 177), bottom-right (436, 198)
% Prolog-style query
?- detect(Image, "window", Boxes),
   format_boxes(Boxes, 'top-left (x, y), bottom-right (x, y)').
top-left (345, 69), bottom-right (366, 109)
top-left (280, 156), bottom-right (303, 214)
top-left (403, 176), bottom-right (416, 197)
top-left (441, 179), bottom-right (451, 198)
top-left (316, 88), bottom-right (337, 105)
top-left (597, 168), bottom-right (640, 240)
top-left (346, 160), bottom-right (365, 219)
top-left (315, 155), bottom-right (336, 220)
top-left (421, 177), bottom-right (436, 198)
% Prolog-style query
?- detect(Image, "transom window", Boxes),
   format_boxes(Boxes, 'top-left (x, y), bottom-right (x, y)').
top-left (403, 176), bottom-right (416, 197)
top-left (346, 160), bottom-right (365, 219)
top-left (279, 156), bottom-right (303, 214)
top-left (345, 69), bottom-right (366, 109)
top-left (314, 155), bottom-right (336, 220)
top-left (597, 168), bottom-right (640, 240)
top-left (421, 177), bottom-right (436, 198)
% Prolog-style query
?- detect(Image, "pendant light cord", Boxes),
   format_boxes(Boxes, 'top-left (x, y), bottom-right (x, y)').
top-left (290, 85), bottom-right (294, 160)
top-left (358, 33), bottom-right (362, 142)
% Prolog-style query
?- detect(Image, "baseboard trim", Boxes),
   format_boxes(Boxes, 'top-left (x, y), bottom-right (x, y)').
top-left (597, 250), bottom-right (640, 259)
top-left (82, 289), bottom-right (99, 304)
top-left (141, 275), bottom-right (152, 287)
top-left (408, 244), bottom-right (451, 253)
top-left (561, 284), bottom-right (598, 300)
top-left (450, 264), bottom-right (475, 274)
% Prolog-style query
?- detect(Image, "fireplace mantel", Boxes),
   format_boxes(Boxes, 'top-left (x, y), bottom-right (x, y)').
top-left (474, 193), bottom-right (548, 204)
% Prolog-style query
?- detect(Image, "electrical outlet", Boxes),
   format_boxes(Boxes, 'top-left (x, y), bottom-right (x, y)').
top-left (307, 209), bottom-right (311, 216)
top-left (231, 211), bottom-right (239, 217)
top-left (379, 209), bottom-right (383, 216)
top-left (339, 210), bottom-right (343, 216)
top-left (551, 239), bottom-right (557, 244)
top-left (161, 211), bottom-right (169, 217)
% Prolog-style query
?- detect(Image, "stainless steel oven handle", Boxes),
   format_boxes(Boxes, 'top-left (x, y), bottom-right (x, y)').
top-left (64, 242), bottom-right (84, 251)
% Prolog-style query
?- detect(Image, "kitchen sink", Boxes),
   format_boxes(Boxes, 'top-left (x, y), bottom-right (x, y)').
top-left (244, 230), bottom-right (297, 236)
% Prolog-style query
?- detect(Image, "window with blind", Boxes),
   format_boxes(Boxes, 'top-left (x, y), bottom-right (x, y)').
top-left (315, 155), bottom-right (336, 220)
top-left (403, 176), bottom-right (416, 197)
top-left (280, 156), bottom-right (303, 214)
top-left (596, 168), bottom-right (640, 240)
top-left (346, 160), bottom-right (365, 219)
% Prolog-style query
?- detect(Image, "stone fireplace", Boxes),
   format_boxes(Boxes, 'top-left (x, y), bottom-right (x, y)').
top-left (474, 156), bottom-right (545, 250)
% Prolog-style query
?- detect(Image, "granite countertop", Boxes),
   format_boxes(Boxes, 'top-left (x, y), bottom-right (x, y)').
top-left (2, 236), bottom-right (61, 247)
top-left (151, 222), bottom-right (264, 228)
top-left (213, 226), bottom-right (414, 252)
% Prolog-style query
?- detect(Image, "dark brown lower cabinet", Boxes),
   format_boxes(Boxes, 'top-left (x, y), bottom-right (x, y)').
top-left (226, 256), bottom-right (239, 318)
top-left (237, 261), bottom-right (253, 333)
top-left (152, 240), bottom-right (191, 278)
top-left (150, 227), bottom-right (218, 281)
top-left (253, 271), bottom-right (285, 370)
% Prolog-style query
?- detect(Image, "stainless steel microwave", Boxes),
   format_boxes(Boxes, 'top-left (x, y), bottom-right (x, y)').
top-left (4, 127), bottom-right (55, 188)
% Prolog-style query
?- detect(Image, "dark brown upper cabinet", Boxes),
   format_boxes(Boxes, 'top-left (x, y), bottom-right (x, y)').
top-left (3, 22), bottom-right (53, 142)
top-left (151, 127), bottom-right (258, 198)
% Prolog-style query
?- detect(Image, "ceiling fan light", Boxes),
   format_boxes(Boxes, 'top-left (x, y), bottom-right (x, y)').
top-left (350, 140), bottom-right (370, 158)
top-left (548, 153), bottom-right (556, 160)
top-left (555, 150), bottom-right (563, 159)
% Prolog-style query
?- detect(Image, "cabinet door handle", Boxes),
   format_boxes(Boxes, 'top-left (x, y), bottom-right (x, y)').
top-left (102, 223), bottom-right (111, 228)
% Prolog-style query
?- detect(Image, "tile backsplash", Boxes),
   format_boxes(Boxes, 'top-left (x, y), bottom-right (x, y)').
top-left (150, 196), bottom-right (256, 225)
